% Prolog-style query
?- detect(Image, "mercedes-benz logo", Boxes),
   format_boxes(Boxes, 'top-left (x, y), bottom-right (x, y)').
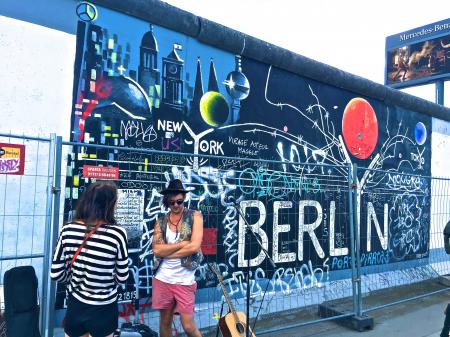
top-left (76, 2), bottom-right (98, 22)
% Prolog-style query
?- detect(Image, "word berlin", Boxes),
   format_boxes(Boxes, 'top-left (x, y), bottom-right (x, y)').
top-left (237, 199), bottom-right (388, 267)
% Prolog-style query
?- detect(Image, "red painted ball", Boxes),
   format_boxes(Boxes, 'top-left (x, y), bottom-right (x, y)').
top-left (342, 98), bottom-right (378, 160)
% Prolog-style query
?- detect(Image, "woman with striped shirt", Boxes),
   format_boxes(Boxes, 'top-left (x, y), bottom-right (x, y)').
top-left (51, 181), bottom-right (129, 337)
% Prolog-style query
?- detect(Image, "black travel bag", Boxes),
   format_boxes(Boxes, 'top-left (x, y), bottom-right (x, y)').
top-left (4, 266), bottom-right (41, 337)
top-left (114, 269), bottom-right (158, 337)
top-left (118, 321), bottom-right (158, 337)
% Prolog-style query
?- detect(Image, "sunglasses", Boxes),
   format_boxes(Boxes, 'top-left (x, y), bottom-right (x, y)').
top-left (168, 199), bottom-right (184, 206)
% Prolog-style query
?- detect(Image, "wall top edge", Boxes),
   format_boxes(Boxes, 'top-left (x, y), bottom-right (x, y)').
top-left (89, 0), bottom-right (450, 121)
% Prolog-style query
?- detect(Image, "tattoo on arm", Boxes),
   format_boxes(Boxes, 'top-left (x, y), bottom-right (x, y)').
top-left (155, 236), bottom-right (164, 244)
top-left (153, 222), bottom-right (165, 245)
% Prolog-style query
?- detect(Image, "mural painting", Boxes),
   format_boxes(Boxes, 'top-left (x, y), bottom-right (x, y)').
top-left (60, 4), bottom-right (432, 319)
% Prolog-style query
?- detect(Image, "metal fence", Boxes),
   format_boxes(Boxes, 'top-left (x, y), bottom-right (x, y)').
top-left (52, 138), bottom-right (356, 336)
top-left (0, 133), bottom-right (62, 337)
top-left (0, 133), bottom-right (449, 337)
top-left (356, 167), bottom-right (450, 317)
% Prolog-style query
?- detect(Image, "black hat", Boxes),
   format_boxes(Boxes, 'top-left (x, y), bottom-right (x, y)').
top-left (160, 179), bottom-right (189, 195)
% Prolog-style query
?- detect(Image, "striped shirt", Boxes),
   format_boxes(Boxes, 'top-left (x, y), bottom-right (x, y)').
top-left (51, 222), bottom-right (129, 305)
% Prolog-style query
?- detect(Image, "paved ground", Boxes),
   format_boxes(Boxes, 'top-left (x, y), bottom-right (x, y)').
top-left (261, 294), bottom-right (447, 337)
top-left (202, 279), bottom-right (450, 337)
top-left (54, 279), bottom-right (450, 337)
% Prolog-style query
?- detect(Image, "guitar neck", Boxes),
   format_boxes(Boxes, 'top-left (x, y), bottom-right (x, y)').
top-left (217, 277), bottom-right (236, 313)
top-left (209, 264), bottom-right (237, 313)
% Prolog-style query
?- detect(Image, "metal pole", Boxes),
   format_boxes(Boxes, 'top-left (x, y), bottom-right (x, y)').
top-left (246, 261), bottom-right (250, 337)
top-left (245, 219), bottom-right (251, 337)
top-left (347, 164), bottom-right (358, 315)
top-left (41, 135), bottom-right (63, 337)
top-left (40, 134), bottom-right (56, 335)
top-left (47, 135), bottom-right (62, 337)
top-left (436, 80), bottom-right (444, 105)
top-left (352, 164), bottom-right (363, 317)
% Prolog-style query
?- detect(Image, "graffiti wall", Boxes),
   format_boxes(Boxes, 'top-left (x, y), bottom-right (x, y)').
top-left (59, 3), bottom-right (434, 316)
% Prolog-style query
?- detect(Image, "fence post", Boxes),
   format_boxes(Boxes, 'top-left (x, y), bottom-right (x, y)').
top-left (347, 163), bottom-right (358, 315)
top-left (352, 163), bottom-right (363, 317)
top-left (41, 134), bottom-right (63, 337)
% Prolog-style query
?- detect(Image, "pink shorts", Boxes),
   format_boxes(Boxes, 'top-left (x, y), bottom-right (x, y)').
top-left (152, 278), bottom-right (197, 315)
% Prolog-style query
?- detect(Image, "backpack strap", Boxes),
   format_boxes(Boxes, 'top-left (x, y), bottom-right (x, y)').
top-left (68, 222), bottom-right (103, 270)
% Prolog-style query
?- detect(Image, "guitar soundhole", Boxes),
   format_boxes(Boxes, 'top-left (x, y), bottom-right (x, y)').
top-left (236, 322), bottom-right (245, 333)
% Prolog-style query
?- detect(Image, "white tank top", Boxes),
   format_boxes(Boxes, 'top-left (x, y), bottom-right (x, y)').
top-left (154, 226), bottom-right (196, 285)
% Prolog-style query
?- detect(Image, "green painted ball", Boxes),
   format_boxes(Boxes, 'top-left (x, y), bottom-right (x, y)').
top-left (200, 91), bottom-right (229, 127)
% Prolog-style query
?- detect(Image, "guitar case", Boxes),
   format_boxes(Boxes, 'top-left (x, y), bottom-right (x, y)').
top-left (4, 266), bottom-right (41, 337)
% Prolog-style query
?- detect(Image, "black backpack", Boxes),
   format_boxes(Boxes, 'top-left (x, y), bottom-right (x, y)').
top-left (4, 266), bottom-right (41, 337)
top-left (117, 322), bottom-right (158, 337)
top-left (114, 272), bottom-right (158, 337)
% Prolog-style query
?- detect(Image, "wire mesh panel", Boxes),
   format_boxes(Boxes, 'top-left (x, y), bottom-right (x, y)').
top-left (52, 140), bottom-right (356, 334)
top-left (5, 134), bottom-right (439, 335)
top-left (430, 177), bottom-right (450, 275)
top-left (357, 166), bottom-right (450, 313)
top-left (0, 134), bottom-right (53, 326)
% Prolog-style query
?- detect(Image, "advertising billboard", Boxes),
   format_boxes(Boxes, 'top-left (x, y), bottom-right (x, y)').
top-left (386, 19), bottom-right (450, 88)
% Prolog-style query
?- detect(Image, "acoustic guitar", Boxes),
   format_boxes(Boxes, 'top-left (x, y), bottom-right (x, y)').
top-left (208, 263), bottom-right (256, 337)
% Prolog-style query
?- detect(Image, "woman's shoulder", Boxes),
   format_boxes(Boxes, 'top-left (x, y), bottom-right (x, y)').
top-left (104, 224), bottom-right (127, 237)
top-left (62, 221), bottom-right (84, 231)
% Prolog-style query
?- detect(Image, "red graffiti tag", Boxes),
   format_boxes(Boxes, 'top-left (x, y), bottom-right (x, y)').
top-left (118, 296), bottom-right (153, 323)
top-left (77, 77), bottom-right (113, 141)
